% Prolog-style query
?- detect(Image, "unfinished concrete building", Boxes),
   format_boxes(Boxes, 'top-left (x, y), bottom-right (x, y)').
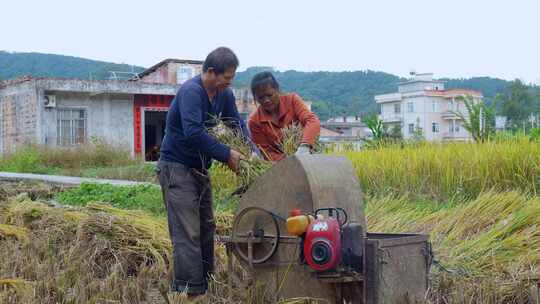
top-left (0, 76), bottom-right (176, 160)
top-left (0, 58), bottom-right (259, 161)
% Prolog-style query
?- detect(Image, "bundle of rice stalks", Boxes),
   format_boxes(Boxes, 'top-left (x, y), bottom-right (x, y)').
top-left (281, 123), bottom-right (323, 155)
top-left (207, 120), bottom-right (253, 157)
top-left (280, 124), bottom-right (304, 155)
top-left (207, 120), bottom-right (322, 191)
top-left (207, 120), bottom-right (272, 189)
top-left (236, 159), bottom-right (272, 190)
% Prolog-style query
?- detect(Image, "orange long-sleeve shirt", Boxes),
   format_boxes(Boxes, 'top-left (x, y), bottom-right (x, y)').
top-left (248, 93), bottom-right (321, 161)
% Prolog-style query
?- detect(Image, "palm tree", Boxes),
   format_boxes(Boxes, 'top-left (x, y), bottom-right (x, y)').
top-left (362, 114), bottom-right (386, 141)
top-left (452, 95), bottom-right (495, 142)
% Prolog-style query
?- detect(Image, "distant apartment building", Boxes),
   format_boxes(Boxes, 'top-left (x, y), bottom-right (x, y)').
top-left (375, 73), bottom-right (483, 141)
top-left (324, 116), bottom-right (371, 138)
top-left (319, 115), bottom-right (372, 150)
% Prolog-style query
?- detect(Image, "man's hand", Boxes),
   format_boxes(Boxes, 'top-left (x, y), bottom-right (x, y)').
top-left (227, 149), bottom-right (244, 173)
top-left (295, 143), bottom-right (311, 156)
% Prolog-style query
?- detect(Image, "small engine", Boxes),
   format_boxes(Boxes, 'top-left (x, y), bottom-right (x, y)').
top-left (304, 209), bottom-right (342, 271)
top-left (287, 207), bottom-right (364, 273)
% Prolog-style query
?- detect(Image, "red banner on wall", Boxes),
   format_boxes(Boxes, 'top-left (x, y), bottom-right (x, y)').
top-left (133, 94), bottom-right (173, 155)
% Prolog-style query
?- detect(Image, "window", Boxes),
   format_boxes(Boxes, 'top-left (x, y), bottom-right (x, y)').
top-left (432, 101), bottom-right (438, 112)
top-left (407, 102), bottom-right (414, 113)
top-left (432, 122), bottom-right (440, 133)
top-left (57, 108), bottom-right (87, 146)
top-left (408, 123), bottom-right (415, 134)
top-left (450, 99), bottom-right (461, 112)
top-left (449, 121), bottom-right (460, 133)
top-left (177, 66), bottom-right (193, 84)
top-left (394, 103), bottom-right (401, 114)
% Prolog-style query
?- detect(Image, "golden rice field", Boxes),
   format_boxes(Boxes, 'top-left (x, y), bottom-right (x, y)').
top-left (344, 137), bottom-right (540, 200)
top-left (0, 138), bottom-right (539, 303)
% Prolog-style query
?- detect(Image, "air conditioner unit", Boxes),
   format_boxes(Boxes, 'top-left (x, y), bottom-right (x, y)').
top-left (44, 95), bottom-right (56, 108)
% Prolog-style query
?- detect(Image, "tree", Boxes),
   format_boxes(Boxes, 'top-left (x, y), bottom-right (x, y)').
top-left (500, 79), bottom-right (533, 129)
top-left (362, 114), bottom-right (386, 141)
top-left (311, 100), bottom-right (331, 121)
top-left (453, 95), bottom-right (495, 142)
top-left (411, 117), bottom-right (425, 142)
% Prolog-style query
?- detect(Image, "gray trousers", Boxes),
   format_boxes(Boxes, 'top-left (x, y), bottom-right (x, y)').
top-left (157, 161), bottom-right (215, 295)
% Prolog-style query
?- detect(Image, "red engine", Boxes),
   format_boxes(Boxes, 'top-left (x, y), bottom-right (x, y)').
top-left (304, 209), bottom-right (343, 271)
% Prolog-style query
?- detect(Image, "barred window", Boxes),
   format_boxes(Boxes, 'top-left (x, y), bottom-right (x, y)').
top-left (432, 122), bottom-right (440, 133)
top-left (57, 108), bottom-right (87, 146)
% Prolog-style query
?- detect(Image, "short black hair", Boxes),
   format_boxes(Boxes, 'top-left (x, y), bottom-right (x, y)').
top-left (250, 71), bottom-right (280, 96)
top-left (202, 47), bottom-right (239, 74)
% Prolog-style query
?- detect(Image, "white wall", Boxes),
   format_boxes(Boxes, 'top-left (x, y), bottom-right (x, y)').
top-left (41, 92), bottom-right (134, 151)
top-left (400, 95), bottom-right (472, 141)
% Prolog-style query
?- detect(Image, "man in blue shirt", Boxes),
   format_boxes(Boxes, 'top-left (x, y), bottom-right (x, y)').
top-left (158, 47), bottom-right (248, 298)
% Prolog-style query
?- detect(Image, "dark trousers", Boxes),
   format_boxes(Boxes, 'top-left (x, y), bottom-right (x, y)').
top-left (157, 161), bottom-right (215, 295)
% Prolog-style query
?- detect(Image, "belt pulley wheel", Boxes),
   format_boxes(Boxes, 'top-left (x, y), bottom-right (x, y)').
top-left (232, 207), bottom-right (280, 264)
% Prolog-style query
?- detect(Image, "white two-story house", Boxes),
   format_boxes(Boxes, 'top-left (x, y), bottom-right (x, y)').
top-left (375, 73), bottom-right (483, 141)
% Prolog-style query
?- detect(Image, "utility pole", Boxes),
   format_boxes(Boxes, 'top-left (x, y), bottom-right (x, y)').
top-left (479, 107), bottom-right (484, 136)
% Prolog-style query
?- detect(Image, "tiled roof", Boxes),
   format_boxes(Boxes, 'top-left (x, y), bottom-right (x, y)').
top-left (425, 89), bottom-right (483, 98)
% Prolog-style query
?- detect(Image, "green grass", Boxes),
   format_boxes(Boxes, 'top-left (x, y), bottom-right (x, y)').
top-left (54, 165), bottom-right (240, 216)
top-left (0, 146), bottom-right (50, 174)
top-left (55, 183), bottom-right (165, 216)
top-left (0, 144), bottom-right (154, 181)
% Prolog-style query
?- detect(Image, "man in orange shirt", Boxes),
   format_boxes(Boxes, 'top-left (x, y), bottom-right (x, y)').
top-left (248, 71), bottom-right (321, 161)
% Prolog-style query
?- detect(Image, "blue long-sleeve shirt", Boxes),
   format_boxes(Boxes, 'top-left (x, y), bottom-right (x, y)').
top-left (160, 75), bottom-right (251, 170)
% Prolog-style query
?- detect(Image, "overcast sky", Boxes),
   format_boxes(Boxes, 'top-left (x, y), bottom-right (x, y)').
top-left (2, 0), bottom-right (539, 83)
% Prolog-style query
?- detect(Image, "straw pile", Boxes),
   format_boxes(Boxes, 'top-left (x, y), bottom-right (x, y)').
top-left (0, 177), bottom-right (270, 304)
top-left (0, 193), bottom-right (171, 303)
top-left (366, 191), bottom-right (540, 303)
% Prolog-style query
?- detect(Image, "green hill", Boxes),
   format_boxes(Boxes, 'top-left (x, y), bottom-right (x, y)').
top-left (234, 67), bottom-right (514, 119)
top-left (0, 51), bottom-right (145, 81)
top-left (2, 51), bottom-right (536, 121)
